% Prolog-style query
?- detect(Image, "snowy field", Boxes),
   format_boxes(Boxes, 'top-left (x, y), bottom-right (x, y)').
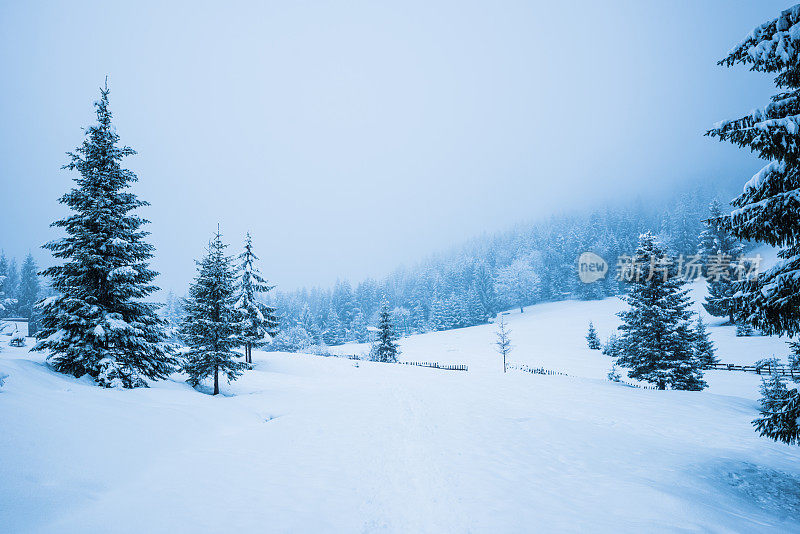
top-left (2, 282), bottom-right (800, 533)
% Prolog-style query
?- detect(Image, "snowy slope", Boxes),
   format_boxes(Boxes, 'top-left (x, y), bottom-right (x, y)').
top-left (2, 285), bottom-right (800, 533)
top-left (333, 280), bottom-right (794, 398)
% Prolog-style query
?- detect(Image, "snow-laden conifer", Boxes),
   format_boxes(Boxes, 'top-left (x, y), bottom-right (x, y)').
top-left (693, 317), bottom-right (718, 367)
top-left (235, 233), bottom-right (278, 363)
top-left (707, 6), bottom-right (800, 337)
top-left (180, 231), bottom-right (247, 395)
top-left (616, 233), bottom-right (706, 390)
top-left (372, 299), bottom-right (399, 363)
top-left (697, 200), bottom-right (743, 323)
top-left (33, 83), bottom-right (175, 387)
top-left (586, 322), bottom-right (601, 350)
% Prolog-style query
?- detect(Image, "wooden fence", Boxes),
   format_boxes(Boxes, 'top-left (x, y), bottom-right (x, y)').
top-left (510, 364), bottom-right (660, 390)
top-left (399, 361), bottom-right (468, 371)
top-left (322, 352), bottom-right (468, 371)
top-left (705, 362), bottom-right (798, 377)
top-left (510, 364), bottom-right (571, 377)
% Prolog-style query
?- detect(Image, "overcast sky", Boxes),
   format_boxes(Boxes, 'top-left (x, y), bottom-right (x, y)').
top-left (0, 1), bottom-right (790, 293)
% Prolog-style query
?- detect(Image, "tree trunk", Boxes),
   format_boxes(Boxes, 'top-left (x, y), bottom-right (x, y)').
top-left (213, 364), bottom-right (219, 395)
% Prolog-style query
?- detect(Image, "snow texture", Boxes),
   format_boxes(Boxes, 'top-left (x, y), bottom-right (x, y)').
top-left (1, 282), bottom-right (799, 532)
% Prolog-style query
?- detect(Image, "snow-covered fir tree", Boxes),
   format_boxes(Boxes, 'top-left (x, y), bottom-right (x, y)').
top-left (17, 253), bottom-right (40, 334)
top-left (586, 322), bottom-right (601, 350)
top-left (162, 290), bottom-right (185, 340)
top-left (616, 233), bottom-right (706, 391)
top-left (430, 297), bottom-right (454, 331)
top-left (602, 333), bottom-right (623, 358)
top-left (180, 231), bottom-right (247, 395)
top-left (693, 317), bottom-right (718, 367)
top-left (351, 309), bottom-right (368, 342)
top-left (698, 199), bottom-right (743, 323)
top-left (299, 303), bottom-right (322, 345)
top-left (33, 84), bottom-right (176, 388)
top-left (2, 257), bottom-right (19, 315)
top-left (495, 315), bottom-right (512, 372)
top-left (607, 365), bottom-right (621, 382)
top-left (0, 254), bottom-right (12, 317)
top-left (372, 299), bottom-right (399, 363)
top-left (754, 370), bottom-right (800, 446)
top-left (323, 304), bottom-right (345, 345)
top-left (736, 321), bottom-right (755, 337)
top-left (235, 233), bottom-right (279, 364)
top-left (391, 306), bottom-right (411, 337)
top-left (708, 6), bottom-right (800, 339)
top-left (466, 284), bottom-right (488, 324)
top-left (664, 194), bottom-right (703, 258)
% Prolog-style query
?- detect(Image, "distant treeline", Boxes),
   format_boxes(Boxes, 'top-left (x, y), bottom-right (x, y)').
top-left (0, 252), bottom-right (42, 331)
top-left (263, 182), bottom-right (741, 350)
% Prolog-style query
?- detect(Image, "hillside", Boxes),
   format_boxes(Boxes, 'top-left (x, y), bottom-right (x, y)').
top-left (2, 282), bottom-right (799, 533)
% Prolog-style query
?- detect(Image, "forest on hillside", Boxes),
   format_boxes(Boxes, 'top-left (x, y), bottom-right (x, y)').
top-left (245, 180), bottom-right (748, 351)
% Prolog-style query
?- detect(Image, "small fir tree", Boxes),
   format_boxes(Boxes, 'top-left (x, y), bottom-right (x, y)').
top-left (235, 233), bottom-right (279, 364)
top-left (736, 322), bottom-right (755, 337)
top-left (33, 83), bottom-right (175, 387)
top-left (586, 322), bottom-right (601, 350)
top-left (372, 299), bottom-right (400, 363)
top-left (616, 233), bottom-right (706, 390)
top-left (602, 334), bottom-right (623, 358)
top-left (693, 317), bottom-right (718, 367)
top-left (495, 316), bottom-right (512, 373)
top-left (607, 365), bottom-right (621, 382)
top-left (180, 231), bottom-right (247, 395)
top-left (754, 371), bottom-right (800, 446)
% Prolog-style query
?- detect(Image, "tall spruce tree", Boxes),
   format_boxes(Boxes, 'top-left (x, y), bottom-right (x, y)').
top-left (708, 5), bottom-right (800, 444)
top-left (180, 231), bottom-right (247, 395)
top-left (235, 233), bottom-right (279, 364)
top-left (707, 6), bottom-right (800, 337)
top-left (373, 299), bottom-right (399, 363)
top-left (33, 84), bottom-right (175, 387)
top-left (616, 233), bottom-right (706, 390)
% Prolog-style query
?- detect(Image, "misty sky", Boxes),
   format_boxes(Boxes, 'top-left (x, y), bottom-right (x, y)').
top-left (0, 1), bottom-right (790, 293)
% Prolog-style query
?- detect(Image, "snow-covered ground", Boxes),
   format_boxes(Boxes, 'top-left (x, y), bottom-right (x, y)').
top-left (2, 282), bottom-right (800, 533)
top-left (334, 280), bottom-right (793, 399)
